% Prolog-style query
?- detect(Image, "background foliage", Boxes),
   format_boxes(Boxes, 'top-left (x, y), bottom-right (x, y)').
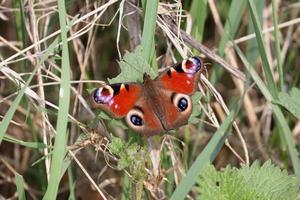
top-left (0, 0), bottom-right (299, 199)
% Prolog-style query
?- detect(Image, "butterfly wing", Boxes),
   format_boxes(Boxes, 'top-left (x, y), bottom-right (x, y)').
top-left (91, 83), bottom-right (164, 136)
top-left (154, 56), bottom-right (203, 130)
top-left (158, 56), bottom-right (203, 94)
top-left (91, 83), bottom-right (141, 118)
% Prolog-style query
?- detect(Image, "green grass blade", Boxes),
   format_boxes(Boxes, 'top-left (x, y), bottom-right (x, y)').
top-left (43, 0), bottom-right (71, 198)
top-left (170, 108), bottom-right (239, 199)
top-left (271, 0), bottom-right (284, 90)
top-left (246, 0), bottom-right (265, 66)
top-left (235, 45), bottom-right (300, 177)
top-left (3, 135), bottom-right (47, 149)
top-left (219, 0), bottom-right (247, 55)
top-left (248, 0), bottom-right (277, 97)
top-left (15, 172), bottom-right (26, 200)
top-left (141, 0), bottom-right (159, 63)
top-left (190, 0), bottom-right (208, 44)
top-left (67, 167), bottom-right (76, 200)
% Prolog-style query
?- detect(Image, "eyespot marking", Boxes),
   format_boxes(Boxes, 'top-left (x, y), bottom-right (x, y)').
top-left (130, 115), bottom-right (144, 126)
top-left (177, 97), bottom-right (188, 112)
top-left (126, 108), bottom-right (145, 129)
top-left (93, 86), bottom-right (114, 104)
top-left (181, 56), bottom-right (202, 74)
top-left (171, 93), bottom-right (192, 113)
top-left (133, 105), bottom-right (144, 114)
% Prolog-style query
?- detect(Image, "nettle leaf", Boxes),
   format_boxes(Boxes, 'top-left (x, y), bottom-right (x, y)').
top-left (197, 160), bottom-right (300, 200)
top-left (109, 46), bottom-right (156, 84)
top-left (109, 136), bottom-right (126, 155)
top-left (275, 87), bottom-right (300, 118)
top-left (108, 136), bottom-right (148, 180)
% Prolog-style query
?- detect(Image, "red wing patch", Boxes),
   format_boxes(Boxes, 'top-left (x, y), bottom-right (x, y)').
top-left (92, 84), bottom-right (142, 118)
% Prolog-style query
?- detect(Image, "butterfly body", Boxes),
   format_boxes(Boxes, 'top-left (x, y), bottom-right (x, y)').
top-left (91, 56), bottom-right (203, 137)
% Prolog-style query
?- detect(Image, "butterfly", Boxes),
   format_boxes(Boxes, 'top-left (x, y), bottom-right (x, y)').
top-left (91, 56), bottom-right (204, 137)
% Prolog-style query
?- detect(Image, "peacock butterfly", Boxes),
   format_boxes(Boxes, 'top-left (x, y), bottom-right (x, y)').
top-left (91, 56), bottom-right (203, 137)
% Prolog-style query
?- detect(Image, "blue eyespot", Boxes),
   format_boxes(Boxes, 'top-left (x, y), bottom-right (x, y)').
top-left (177, 97), bottom-right (188, 112)
top-left (191, 56), bottom-right (201, 68)
top-left (93, 87), bottom-right (113, 104)
top-left (130, 115), bottom-right (144, 126)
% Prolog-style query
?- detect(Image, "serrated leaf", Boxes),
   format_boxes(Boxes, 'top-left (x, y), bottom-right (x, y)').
top-left (109, 46), bottom-right (156, 84)
top-left (127, 143), bottom-right (140, 157)
top-left (197, 160), bottom-right (300, 200)
top-left (275, 87), bottom-right (300, 118)
top-left (108, 136), bottom-right (148, 180)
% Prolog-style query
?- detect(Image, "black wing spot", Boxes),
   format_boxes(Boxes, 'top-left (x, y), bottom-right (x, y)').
top-left (124, 84), bottom-right (130, 91)
top-left (111, 84), bottom-right (122, 95)
top-left (167, 69), bottom-right (172, 78)
top-left (173, 63), bottom-right (185, 73)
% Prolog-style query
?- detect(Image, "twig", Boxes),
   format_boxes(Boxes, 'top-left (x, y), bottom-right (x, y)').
top-left (125, 0), bottom-right (141, 50)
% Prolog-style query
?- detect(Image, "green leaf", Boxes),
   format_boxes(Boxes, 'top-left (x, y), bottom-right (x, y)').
top-left (108, 136), bottom-right (147, 180)
top-left (197, 161), bottom-right (300, 200)
top-left (275, 87), bottom-right (300, 118)
top-left (109, 46), bottom-right (155, 84)
top-left (109, 136), bottom-right (126, 155)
